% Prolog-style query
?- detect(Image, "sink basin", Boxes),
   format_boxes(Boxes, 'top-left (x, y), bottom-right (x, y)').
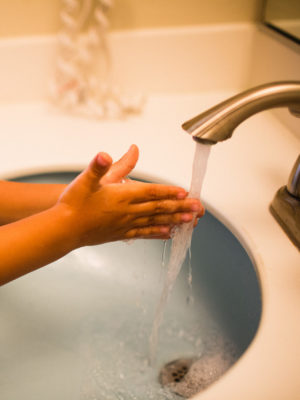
top-left (0, 172), bottom-right (262, 400)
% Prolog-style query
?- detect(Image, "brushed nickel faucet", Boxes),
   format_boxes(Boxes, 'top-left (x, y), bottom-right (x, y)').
top-left (182, 81), bottom-right (300, 249)
top-left (270, 155), bottom-right (300, 249)
top-left (182, 81), bottom-right (300, 144)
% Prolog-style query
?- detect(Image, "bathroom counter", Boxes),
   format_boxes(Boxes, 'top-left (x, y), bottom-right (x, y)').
top-left (0, 93), bottom-right (299, 399)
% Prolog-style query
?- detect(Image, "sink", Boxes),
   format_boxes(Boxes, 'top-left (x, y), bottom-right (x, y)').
top-left (0, 172), bottom-right (262, 400)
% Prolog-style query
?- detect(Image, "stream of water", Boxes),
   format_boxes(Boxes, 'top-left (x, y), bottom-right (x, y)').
top-left (149, 142), bottom-right (211, 363)
top-left (78, 142), bottom-right (212, 399)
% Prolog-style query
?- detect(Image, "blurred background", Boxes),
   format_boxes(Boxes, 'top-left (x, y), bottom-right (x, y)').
top-left (0, 0), bottom-right (265, 38)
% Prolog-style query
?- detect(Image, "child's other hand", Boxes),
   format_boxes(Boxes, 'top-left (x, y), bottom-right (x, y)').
top-left (99, 144), bottom-right (139, 184)
top-left (56, 145), bottom-right (204, 248)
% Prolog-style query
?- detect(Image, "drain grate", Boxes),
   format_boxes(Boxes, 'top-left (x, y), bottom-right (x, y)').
top-left (159, 354), bottom-right (231, 398)
top-left (159, 358), bottom-right (195, 386)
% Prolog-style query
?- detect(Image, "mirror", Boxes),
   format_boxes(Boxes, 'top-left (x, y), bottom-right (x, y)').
top-left (263, 0), bottom-right (300, 44)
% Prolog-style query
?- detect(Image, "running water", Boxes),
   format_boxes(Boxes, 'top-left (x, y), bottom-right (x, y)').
top-left (149, 142), bottom-right (211, 363)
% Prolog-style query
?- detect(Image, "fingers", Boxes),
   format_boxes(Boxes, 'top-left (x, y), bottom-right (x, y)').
top-left (132, 211), bottom-right (196, 228)
top-left (124, 199), bottom-right (205, 240)
top-left (134, 198), bottom-right (204, 217)
top-left (101, 144), bottom-right (139, 185)
top-left (124, 215), bottom-right (201, 240)
top-left (124, 225), bottom-right (171, 240)
top-left (81, 152), bottom-right (113, 191)
top-left (130, 182), bottom-right (188, 203)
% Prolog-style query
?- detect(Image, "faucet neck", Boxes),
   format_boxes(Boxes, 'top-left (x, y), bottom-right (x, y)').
top-left (182, 81), bottom-right (300, 144)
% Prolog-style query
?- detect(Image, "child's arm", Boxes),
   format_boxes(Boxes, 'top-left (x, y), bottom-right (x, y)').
top-left (0, 181), bottom-right (65, 225)
top-left (0, 147), bottom-right (203, 285)
top-left (0, 145), bottom-right (141, 225)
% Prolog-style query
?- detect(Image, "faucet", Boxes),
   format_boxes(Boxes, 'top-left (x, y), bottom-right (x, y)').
top-left (270, 155), bottom-right (300, 250)
top-left (182, 81), bottom-right (300, 249)
top-left (182, 81), bottom-right (300, 144)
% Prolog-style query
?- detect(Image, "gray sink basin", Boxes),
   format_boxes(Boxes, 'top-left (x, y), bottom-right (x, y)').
top-left (0, 172), bottom-right (261, 400)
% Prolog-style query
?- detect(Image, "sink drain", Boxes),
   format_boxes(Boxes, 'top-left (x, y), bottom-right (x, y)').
top-left (159, 358), bottom-right (195, 386)
top-left (159, 354), bottom-right (231, 398)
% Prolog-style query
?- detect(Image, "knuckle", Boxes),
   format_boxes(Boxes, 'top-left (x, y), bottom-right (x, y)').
top-left (147, 215), bottom-right (156, 225)
top-left (148, 188), bottom-right (157, 198)
top-left (154, 203), bottom-right (165, 213)
top-left (174, 213), bottom-right (182, 223)
top-left (155, 200), bottom-right (175, 214)
top-left (126, 228), bottom-right (137, 239)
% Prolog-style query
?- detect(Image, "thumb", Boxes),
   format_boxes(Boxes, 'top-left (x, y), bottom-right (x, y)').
top-left (82, 152), bottom-right (113, 190)
top-left (101, 144), bottom-right (139, 184)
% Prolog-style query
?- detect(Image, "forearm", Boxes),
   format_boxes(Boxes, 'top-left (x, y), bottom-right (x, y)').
top-left (0, 205), bottom-right (75, 285)
top-left (0, 181), bottom-right (66, 224)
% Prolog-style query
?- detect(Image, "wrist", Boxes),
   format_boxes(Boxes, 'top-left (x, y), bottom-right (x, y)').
top-left (49, 203), bottom-right (81, 253)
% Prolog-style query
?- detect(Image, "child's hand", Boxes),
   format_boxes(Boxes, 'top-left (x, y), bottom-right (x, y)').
top-left (56, 145), bottom-right (204, 247)
top-left (0, 145), bottom-right (205, 285)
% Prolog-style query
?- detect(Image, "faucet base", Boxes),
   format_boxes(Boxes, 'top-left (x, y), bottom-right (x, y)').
top-left (270, 186), bottom-right (300, 251)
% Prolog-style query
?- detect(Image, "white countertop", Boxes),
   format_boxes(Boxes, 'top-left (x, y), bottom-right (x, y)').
top-left (0, 93), bottom-right (299, 399)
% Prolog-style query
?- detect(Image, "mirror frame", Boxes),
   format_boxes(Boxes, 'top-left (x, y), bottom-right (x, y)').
top-left (263, 0), bottom-right (300, 45)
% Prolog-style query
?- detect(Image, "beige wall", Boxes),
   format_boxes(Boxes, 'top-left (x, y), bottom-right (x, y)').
top-left (0, 0), bottom-right (264, 38)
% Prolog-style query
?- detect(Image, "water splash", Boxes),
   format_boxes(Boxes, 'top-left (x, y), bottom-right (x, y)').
top-left (186, 246), bottom-right (194, 306)
top-left (149, 143), bottom-right (211, 363)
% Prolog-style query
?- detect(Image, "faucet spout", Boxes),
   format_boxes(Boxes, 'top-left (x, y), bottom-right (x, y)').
top-left (182, 81), bottom-right (300, 144)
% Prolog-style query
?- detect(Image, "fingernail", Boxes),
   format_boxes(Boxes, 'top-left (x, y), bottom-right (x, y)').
top-left (191, 203), bottom-right (200, 211)
top-left (177, 191), bottom-right (187, 199)
top-left (181, 213), bottom-right (193, 222)
top-left (160, 226), bottom-right (170, 234)
top-left (97, 153), bottom-right (110, 167)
